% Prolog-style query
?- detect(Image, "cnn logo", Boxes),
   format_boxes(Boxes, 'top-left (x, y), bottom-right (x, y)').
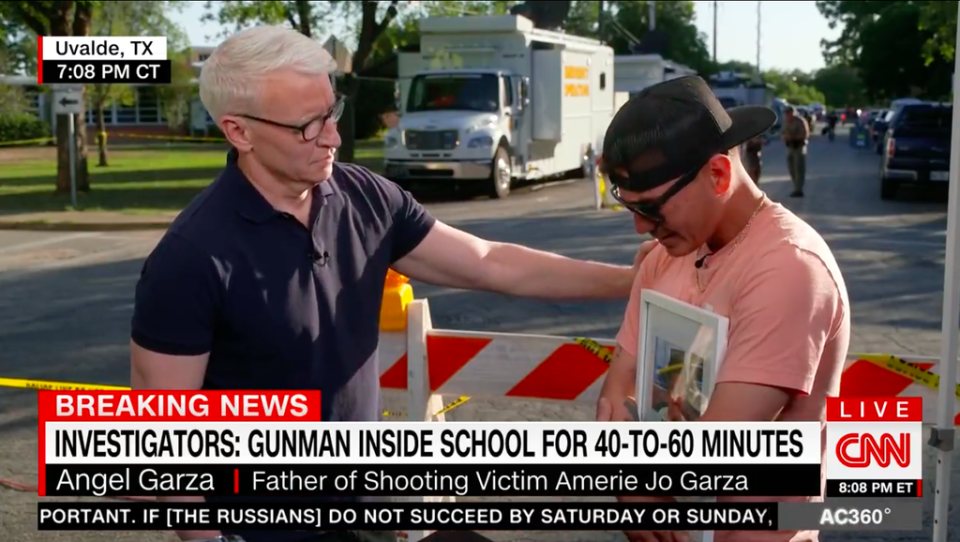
top-left (836, 432), bottom-right (910, 468)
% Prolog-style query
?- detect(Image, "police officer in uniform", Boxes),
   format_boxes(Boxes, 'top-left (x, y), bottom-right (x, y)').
top-left (781, 106), bottom-right (810, 197)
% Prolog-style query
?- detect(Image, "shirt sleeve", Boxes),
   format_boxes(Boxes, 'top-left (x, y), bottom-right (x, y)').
top-left (717, 247), bottom-right (845, 395)
top-left (385, 180), bottom-right (437, 263)
top-left (130, 233), bottom-right (223, 356)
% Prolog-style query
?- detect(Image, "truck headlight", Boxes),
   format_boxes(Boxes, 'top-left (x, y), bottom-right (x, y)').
top-left (465, 118), bottom-right (497, 134)
top-left (468, 136), bottom-right (494, 148)
top-left (384, 136), bottom-right (399, 149)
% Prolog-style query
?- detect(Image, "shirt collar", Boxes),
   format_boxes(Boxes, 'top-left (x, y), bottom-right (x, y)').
top-left (225, 148), bottom-right (335, 224)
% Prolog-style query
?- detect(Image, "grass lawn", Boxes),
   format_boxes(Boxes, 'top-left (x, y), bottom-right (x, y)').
top-left (0, 139), bottom-right (384, 215)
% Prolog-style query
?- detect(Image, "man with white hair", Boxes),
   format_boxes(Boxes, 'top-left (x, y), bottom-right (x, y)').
top-left (130, 26), bottom-right (650, 542)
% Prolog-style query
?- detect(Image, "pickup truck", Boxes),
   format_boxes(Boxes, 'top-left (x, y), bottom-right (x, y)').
top-left (879, 103), bottom-right (952, 200)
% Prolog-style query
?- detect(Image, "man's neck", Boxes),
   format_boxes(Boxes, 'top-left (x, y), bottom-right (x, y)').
top-left (705, 178), bottom-right (766, 252)
top-left (237, 154), bottom-right (312, 216)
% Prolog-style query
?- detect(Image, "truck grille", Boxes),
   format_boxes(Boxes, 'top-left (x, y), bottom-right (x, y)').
top-left (405, 130), bottom-right (459, 150)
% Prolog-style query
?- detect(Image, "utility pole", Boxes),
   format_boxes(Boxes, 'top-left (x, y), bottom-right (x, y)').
top-left (598, 0), bottom-right (605, 42)
top-left (756, 1), bottom-right (761, 78)
top-left (649, 1), bottom-right (656, 31)
top-left (712, 1), bottom-right (718, 64)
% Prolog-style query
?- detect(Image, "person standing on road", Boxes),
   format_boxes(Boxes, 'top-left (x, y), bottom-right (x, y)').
top-left (782, 106), bottom-right (810, 197)
top-left (595, 76), bottom-right (850, 542)
top-left (129, 25), bottom-right (648, 542)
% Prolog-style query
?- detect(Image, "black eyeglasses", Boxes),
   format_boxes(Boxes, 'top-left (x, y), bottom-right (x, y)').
top-left (610, 165), bottom-right (703, 223)
top-left (239, 95), bottom-right (346, 142)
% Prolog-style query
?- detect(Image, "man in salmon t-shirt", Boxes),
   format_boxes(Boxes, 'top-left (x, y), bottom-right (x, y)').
top-left (595, 76), bottom-right (851, 542)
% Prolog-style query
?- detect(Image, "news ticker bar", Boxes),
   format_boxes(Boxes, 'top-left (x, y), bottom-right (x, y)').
top-left (40, 60), bottom-right (172, 84)
top-left (43, 463), bottom-right (823, 498)
top-left (37, 500), bottom-right (922, 532)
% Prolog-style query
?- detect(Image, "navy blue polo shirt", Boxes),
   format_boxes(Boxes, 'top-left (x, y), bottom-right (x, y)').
top-left (131, 150), bottom-right (435, 422)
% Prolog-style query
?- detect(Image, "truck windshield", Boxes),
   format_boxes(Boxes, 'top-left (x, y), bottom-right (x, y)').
top-left (408, 74), bottom-right (499, 113)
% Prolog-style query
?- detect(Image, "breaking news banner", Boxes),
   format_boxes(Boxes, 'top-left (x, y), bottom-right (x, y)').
top-left (37, 36), bottom-right (171, 85)
top-left (37, 391), bottom-right (823, 501)
top-left (825, 397), bottom-right (923, 498)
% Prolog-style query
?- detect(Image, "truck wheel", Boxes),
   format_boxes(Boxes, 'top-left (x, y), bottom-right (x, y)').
top-left (581, 145), bottom-right (593, 179)
top-left (488, 146), bottom-right (512, 199)
top-left (880, 177), bottom-right (898, 200)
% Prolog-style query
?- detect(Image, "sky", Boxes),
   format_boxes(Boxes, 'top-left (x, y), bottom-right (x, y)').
top-left (171, 1), bottom-right (841, 74)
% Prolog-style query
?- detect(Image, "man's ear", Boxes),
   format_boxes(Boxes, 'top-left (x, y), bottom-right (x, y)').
top-left (709, 154), bottom-right (733, 194)
top-left (220, 116), bottom-right (253, 152)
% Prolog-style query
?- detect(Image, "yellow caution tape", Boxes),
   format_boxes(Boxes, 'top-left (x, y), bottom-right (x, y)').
top-left (0, 137), bottom-right (55, 147)
top-left (574, 337), bottom-right (613, 364)
top-left (0, 377), bottom-right (128, 391)
top-left (382, 395), bottom-right (471, 419)
top-left (111, 133), bottom-right (227, 143)
top-left (854, 353), bottom-right (960, 401)
top-left (432, 395), bottom-right (470, 417)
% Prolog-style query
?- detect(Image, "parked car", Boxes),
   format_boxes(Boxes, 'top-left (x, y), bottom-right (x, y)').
top-left (871, 110), bottom-right (895, 154)
top-left (879, 103), bottom-right (952, 200)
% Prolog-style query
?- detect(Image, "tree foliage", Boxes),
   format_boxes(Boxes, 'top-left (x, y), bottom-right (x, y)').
top-left (6, 1), bottom-right (96, 194)
top-left (918, 1), bottom-right (959, 65)
top-left (811, 64), bottom-right (865, 108)
top-left (87, 1), bottom-right (186, 167)
top-left (817, 1), bottom-right (953, 102)
top-left (205, 0), bottom-right (402, 162)
top-left (763, 70), bottom-right (825, 105)
top-left (561, 1), bottom-right (712, 75)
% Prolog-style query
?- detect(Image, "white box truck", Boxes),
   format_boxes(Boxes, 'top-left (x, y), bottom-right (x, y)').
top-left (383, 15), bottom-right (615, 198)
top-left (613, 54), bottom-right (696, 97)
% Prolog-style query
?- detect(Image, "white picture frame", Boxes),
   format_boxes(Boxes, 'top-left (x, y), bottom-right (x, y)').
top-left (635, 289), bottom-right (730, 542)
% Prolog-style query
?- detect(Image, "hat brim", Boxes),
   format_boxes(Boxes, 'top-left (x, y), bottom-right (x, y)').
top-left (721, 106), bottom-right (778, 149)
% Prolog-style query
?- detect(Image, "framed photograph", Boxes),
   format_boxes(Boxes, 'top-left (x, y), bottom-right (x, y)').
top-left (636, 289), bottom-right (729, 423)
top-left (635, 289), bottom-right (730, 542)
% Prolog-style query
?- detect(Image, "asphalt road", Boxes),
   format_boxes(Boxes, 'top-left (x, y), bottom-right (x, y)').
top-left (0, 125), bottom-right (957, 542)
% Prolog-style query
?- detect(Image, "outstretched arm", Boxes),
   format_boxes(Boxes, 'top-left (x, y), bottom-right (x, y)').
top-left (393, 220), bottom-right (644, 300)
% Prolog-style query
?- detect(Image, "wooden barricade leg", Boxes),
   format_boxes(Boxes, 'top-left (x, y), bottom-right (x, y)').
top-left (404, 299), bottom-right (454, 542)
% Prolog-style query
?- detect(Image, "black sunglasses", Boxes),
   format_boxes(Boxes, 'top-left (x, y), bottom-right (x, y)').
top-left (610, 165), bottom-right (703, 223)
top-left (239, 95), bottom-right (346, 142)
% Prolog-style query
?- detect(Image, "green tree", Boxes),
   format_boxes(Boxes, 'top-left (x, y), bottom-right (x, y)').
top-left (367, 1), bottom-right (516, 68)
top-left (0, 4), bottom-right (37, 75)
top-left (816, 1), bottom-right (889, 66)
top-left (811, 64), bottom-right (865, 108)
top-left (6, 1), bottom-right (95, 194)
top-left (918, 1), bottom-right (959, 65)
top-left (88, 1), bottom-right (186, 167)
top-left (817, 1), bottom-right (953, 101)
top-left (572, 1), bottom-right (712, 75)
top-left (157, 49), bottom-right (197, 134)
top-left (204, 0), bottom-right (402, 163)
top-left (0, 5), bottom-right (32, 114)
top-left (763, 69), bottom-right (826, 105)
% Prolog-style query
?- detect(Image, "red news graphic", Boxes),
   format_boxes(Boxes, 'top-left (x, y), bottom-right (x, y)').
top-left (825, 397), bottom-right (923, 498)
top-left (37, 390), bottom-right (321, 496)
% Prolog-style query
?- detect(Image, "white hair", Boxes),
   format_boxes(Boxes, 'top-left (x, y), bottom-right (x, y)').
top-left (199, 25), bottom-right (338, 123)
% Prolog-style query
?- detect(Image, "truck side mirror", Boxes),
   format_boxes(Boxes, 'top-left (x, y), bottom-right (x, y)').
top-left (393, 82), bottom-right (402, 113)
top-left (520, 77), bottom-right (531, 109)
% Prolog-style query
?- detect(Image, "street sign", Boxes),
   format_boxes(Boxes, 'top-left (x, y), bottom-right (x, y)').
top-left (53, 87), bottom-right (83, 115)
